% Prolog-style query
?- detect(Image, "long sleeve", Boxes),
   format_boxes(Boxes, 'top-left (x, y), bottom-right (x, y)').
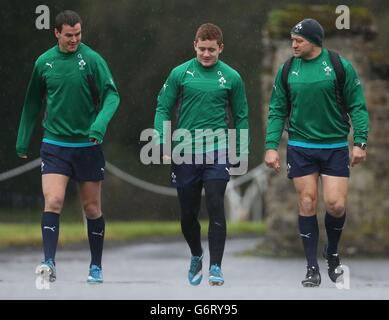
top-left (88, 54), bottom-right (120, 143)
top-left (153, 69), bottom-right (180, 144)
top-left (343, 61), bottom-right (369, 143)
top-left (16, 62), bottom-right (45, 156)
top-left (230, 74), bottom-right (250, 156)
top-left (265, 65), bottom-right (288, 150)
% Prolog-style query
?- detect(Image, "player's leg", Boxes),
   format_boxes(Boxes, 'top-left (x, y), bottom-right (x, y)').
top-left (288, 145), bottom-right (321, 287)
top-left (320, 146), bottom-right (350, 283)
top-left (172, 153), bottom-right (204, 285)
top-left (203, 150), bottom-right (230, 286)
top-left (293, 173), bottom-right (321, 287)
top-left (79, 181), bottom-right (104, 284)
top-left (322, 175), bottom-right (348, 282)
top-left (37, 143), bottom-right (72, 282)
top-left (177, 180), bottom-right (204, 285)
top-left (204, 179), bottom-right (228, 286)
top-left (38, 174), bottom-right (69, 282)
top-left (74, 144), bottom-right (105, 284)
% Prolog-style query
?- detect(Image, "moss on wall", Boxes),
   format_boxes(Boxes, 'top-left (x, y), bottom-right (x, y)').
top-left (265, 4), bottom-right (375, 39)
top-left (369, 51), bottom-right (389, 79)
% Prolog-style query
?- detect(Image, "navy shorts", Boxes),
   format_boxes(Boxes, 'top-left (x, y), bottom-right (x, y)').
top-left (286, 145), bottom-right (350, 179)
top-left (40, 142), bottom-right (105, 181)
top-left (170, 150), bottom-right (230, 188)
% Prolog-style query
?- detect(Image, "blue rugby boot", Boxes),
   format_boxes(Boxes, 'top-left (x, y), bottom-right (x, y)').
top-left (208, 264), bottom-right (224, 286)
top-left (35, 259), bottom-right (56, 283)
top-left (87, 264), bottom-right (103, 284)
top-left (188, 253), bottom-right (203, 286)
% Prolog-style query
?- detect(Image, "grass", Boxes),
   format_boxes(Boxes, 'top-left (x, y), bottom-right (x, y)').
top-left (0, 220), bottom-right (265, 248)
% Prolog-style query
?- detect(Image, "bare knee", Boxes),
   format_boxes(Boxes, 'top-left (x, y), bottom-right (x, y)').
top-left (299, 195), bottom-right (316, 215)
top-left (326, 200), bottom-right (346, 217)
top-left (83, 202), bottom-right (101, 219)
top-left (45, 196), bottom-right (64, 213)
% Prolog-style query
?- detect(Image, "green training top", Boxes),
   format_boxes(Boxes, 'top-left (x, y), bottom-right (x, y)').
top-left (265, 48), bottom-right (369, 150)
top-left (154, 58), bottom-right (249, 155)
top-left (16, 43), bottom-right (120, 155)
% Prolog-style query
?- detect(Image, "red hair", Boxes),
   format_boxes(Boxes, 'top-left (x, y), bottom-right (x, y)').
top-left (195, 23), bottom-right (223, 45)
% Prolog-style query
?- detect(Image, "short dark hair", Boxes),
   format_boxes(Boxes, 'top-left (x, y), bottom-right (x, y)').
top-left (195, 23), bottom-right (223, 45)
top-left (55, 10), bottom-right (82, 32)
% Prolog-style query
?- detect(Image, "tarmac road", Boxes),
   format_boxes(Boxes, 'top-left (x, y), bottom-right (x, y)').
top-left (0, 237), bottom-right (388, 300)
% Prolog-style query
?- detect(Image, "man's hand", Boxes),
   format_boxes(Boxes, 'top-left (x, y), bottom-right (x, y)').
top-left (351, 146), bottom-right (367, 167)
top-left (89, 138), bottom-right (100, 144)
top-left (264, 149), bottom-right (281, 173)
top-left (18, 154), bottom-right (28, 159)
top-left (159, 144), bottom-right (171, 163)
top-left (162, 155), bottom-right (171, 162)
